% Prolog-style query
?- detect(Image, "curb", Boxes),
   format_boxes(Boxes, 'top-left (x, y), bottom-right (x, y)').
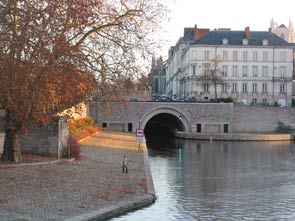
top-left (64, 194), bottom-right (154, 221)
top-left (64, 136), bottom-right (156, 221)
top-left (142, 137), bottom-right (156, 199)
top-left (0, 158), bottom-right (75, 169)
top-left (77, 132), bottom-right (100, 143)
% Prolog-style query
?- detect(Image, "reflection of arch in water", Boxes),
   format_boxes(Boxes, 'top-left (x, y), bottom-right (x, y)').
top-left (139, 106), bottom-right (191, 133)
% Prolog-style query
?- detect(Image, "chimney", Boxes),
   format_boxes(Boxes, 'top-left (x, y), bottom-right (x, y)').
top-left (194, 25), bottom-right (210, 41)
top-left (245, 26), bottom-right (250, 39)
top-left (268, 27), bottom-right (272, 34)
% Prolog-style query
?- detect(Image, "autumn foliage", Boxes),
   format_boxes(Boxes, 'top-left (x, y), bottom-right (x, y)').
top-left (69, 117), bottom-right (99, 142)
top-left (0, 0), bottom-right (167, 162)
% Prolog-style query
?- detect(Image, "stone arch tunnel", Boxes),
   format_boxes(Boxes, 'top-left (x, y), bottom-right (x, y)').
top-left (139, 107), bottom-right (191, 138)
top-left (144, 113), bottom-right (185, 137)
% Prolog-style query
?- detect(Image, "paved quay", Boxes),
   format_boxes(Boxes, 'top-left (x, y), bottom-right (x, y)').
top-left (0, 132), bottom-right (155, 221)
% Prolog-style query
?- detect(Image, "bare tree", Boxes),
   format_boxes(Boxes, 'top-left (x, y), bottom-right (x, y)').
top-left (198, 57), bottom-right (224, 101)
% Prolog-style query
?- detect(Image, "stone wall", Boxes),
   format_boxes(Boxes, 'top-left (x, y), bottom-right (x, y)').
top-left (58, 102), bottom-right (88, 121)
top-left (89, 102), bottom-right (233, 133)
top-left (20, 117), bottom-right (69, 158)
top-left (232, 106), bottom-right (295, 132)
top-left (176, 131), bottom-right (291, 141)
top-left (90, 102), bottom-right (295, 134)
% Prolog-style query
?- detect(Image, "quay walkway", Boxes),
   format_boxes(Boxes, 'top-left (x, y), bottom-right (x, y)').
top-left (0, 132), bottom-right (155, 221)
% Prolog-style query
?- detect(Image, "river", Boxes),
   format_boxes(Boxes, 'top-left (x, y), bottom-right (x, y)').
top-left (111, 137), bottom-right (295, 220)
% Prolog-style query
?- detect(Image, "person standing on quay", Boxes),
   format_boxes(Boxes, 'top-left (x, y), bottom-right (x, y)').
top-left (122, 155), bottom-right (128, 173)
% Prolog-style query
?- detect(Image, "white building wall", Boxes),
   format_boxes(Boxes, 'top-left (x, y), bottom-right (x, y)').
top-left (167, 43), bottom-right (294, 105)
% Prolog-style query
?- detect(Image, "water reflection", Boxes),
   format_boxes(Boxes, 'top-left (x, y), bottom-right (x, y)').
top-left (111, 138), bottom-right (295, 221)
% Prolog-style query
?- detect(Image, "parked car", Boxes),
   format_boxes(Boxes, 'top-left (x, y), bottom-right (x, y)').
top-left (130, 97), bottom-right (139, 102)
top-left (152, 95), bottom-right (173, 102)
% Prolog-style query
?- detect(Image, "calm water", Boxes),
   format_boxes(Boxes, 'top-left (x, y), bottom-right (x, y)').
top-left (111, 138), bottom-right (295, 221)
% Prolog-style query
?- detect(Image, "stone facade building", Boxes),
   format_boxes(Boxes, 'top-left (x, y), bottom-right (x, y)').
top-left (270, 18), bottom-right (295, 43)
top-left (150, 56), bottom-right (167, 95)
top-left (166, 25), bottom-right (295, 106)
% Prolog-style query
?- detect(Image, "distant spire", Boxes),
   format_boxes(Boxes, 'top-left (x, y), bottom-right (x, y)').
top-left (151, 56), bottom-right (156, 69)
top-left (270, 18), bottom-right (274, 29)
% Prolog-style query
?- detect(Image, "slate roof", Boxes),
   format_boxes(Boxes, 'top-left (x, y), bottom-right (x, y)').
top-left (183, 29), bottom-right (294, 47)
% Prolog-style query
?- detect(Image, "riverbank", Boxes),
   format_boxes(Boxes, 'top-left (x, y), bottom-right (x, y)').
top-left (0, 132), bottom-right (155, 221)
top-left (176, 132), bottom-right (292, 141)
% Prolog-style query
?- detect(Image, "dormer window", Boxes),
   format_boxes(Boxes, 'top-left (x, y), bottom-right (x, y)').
top-left (243, 39), bottom-right (248, 45)
top-left (262, 39), bottom-right (268, 46)
top-left (222, 38), bottom-right (228, 45)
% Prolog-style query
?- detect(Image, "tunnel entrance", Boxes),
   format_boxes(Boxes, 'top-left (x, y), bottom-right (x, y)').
top-left (144, 113), bottom-right (185, 138)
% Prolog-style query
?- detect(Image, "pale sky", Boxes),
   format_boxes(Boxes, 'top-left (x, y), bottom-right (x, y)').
top-left (159, 0), bottom-right (295, 57)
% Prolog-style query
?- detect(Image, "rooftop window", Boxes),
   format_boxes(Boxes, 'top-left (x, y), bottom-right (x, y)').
top-left (242, 39), bottom-right (248, 45)
top-left (222, 38), bottom-right (228, 45)
top-left (262, 39), bottom-right (268, 46)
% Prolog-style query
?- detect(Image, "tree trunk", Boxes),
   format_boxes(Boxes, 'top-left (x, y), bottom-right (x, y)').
top-left (1, 110), bottom-right (22, 163)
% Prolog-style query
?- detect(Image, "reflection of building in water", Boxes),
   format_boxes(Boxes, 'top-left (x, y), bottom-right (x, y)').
top-left (270, 18), bottom-right (295, 43)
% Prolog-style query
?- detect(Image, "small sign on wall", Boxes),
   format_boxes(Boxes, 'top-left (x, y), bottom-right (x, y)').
top-left (136, 129), bottom-right (144, 143)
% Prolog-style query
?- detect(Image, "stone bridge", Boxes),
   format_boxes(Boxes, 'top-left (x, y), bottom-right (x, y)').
top-left (88, 102), bottom-right (295, 135)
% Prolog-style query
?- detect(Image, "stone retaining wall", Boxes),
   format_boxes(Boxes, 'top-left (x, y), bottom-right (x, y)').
top-left (176, 132), bottom-right (291, 141)
top-left (232, 106), bottom-right (295, 132)
top-left (20, 117), bottom-right (69, 158)
top-left (90, 102), bottom-right (295, 134)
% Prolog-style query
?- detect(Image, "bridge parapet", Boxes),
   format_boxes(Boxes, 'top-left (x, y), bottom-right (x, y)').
top-left (89, 102), bottom-right (233, 133)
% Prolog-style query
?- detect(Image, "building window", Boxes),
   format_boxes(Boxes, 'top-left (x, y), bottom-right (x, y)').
top-left (242, 66), bottom-right (248, 77)
top-left (222, 83), bottom-right (228, 92)
top-left (263, 39), bottom-right (268, 46)
top-left (253, 51), bottom-right (258, 61)
top-left (154, 78), bottom-right (159, 93)
top-left (280, 83), bottom-right (286, 93)
top-left (242, 83), bottom-right (248, 93)
top-left (243, 39), bottom-right (248, 45)
top-left (233, 51), bottom-right (238, 61)
top-left (223, 65), bottom-right (228, 77)
top-left (262, 66), bottom-right (268, 77)
top-left (222, 38), bottom-right (228, 45)
top-left (280, 66), bottom-right (286, 79)
top-left (203, 64), bottom-right (210, 77)
top-left (197, 124), bottom-right (202, 133)
top-left (204, 51), bottom-right (209, 60)
top-left (262, 83), bottom-right (268, 93)
top-left (192, 65), bottom-right (196, 76)
top-left (232, 65), bottom-right (238, 77)
top-left (280, 52), bottom-right (286, 62)
top-left (263, 52), bottom-right (268, 61)
top-left (252, 66), bottom-right (258, 77)
top-left (232, 83), bottom-right (237, 93)
top-left (243, 51), bottom-right (248, 61)
top-left (223, 51), bottom-right (228, 61)
top-left (252, 83), bottom-right (257, 93)
top-left (252, 98), bottom-right (257, 104)
top-left (128, 123), bottom-right (132, 132)
top-left (204, 82), bottom-right (209, 92)
top-left (262, 98), bottom-right (267, 104)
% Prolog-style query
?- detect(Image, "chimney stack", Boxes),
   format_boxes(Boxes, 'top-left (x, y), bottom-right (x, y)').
top-left (194, 25), bottom-right (210, 41)
top-left (245, 26), bottom-right (250, 39)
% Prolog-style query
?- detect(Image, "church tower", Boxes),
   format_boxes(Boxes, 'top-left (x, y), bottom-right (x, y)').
top-left (270, 18), bottom-right (295, 43)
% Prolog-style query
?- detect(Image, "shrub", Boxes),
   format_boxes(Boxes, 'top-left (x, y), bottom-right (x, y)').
top-left (69, 117), bottom-right (99, 142)
top-left (63, 138), bottom-right (81, 159)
